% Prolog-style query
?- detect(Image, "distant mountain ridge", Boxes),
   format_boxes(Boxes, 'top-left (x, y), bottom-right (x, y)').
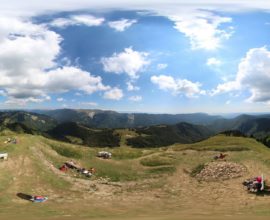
top-left (1, 109), bottom-right (270, 148)
top-left (209, 114), bottom-right (270, 134)
top-left (0, 111), bottom-right (57, 132)
top-left (33, 109), bottom-right (222, 128)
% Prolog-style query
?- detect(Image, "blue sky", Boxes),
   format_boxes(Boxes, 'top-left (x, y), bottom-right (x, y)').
top-left (1, 1), bottom-right (270, 113)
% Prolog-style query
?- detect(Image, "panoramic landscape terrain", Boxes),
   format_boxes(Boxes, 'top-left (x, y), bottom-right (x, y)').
top-left (1, 110), bottom-right (270, 219)
top-left (2, 0), bottom-right (270, 219)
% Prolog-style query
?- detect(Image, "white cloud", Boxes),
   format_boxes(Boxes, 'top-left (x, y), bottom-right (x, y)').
top-left (5, 96), bottom-right (51, 106)
top-left (207, 57), bottom-right (222, 66)
top-left (211, 81), bottom-right (239, 95)
top-left (0, 17), bottom-right (109, 105)
top-left (226, 100), bottom-right (231, 105)
top-left (151, 75), bottom-right (205, 98)
top-left (103, 87), bottom-right (123, 100)
top-left (50, 14), bottom-right (104, 28)
top-left (127, 81), bottom-right (140, 91)
top-left (57, 97), bottom-right (64, 102)
top-left (157, 63), bottom-right (168, 70)
top-left (108, 19), bottom-right (137, 32)
top-left (101, 47), bottom-right (150, 79)
top-left (169, 12), bottom-right (232, 50)
top-left (212, 47), bottom-right (270, 103)
top-left (80, 101), bottom-right (98, 106)
top-left (45, 66), bottom-right (110, 94)
top-left (129, 95), bottom-right (142, 102)
top-left (2, 1), bottom-right (270, 18)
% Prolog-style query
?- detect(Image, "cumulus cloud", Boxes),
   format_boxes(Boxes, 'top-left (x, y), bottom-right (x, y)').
top-left (169, 11), bottom-right (232, 50)
top-left (101, 47), bottom-right (150, 79)
top-left (212, 47), bottom-right (270, 103)
top-left (45, 67), bottom-right (110, 94)
top-left (126, 81), bottom-right (140, 91)
top-left (151, 75), bottom-right (205, 98)
top-left (129, 95), bottom-right (142, 102)
top-left (108, 19), bottom-right (137, 32)
top-left (50, 14), bottom-right (105, 28)
top-left (0, 17), bottom-right (109, 105)
top-left (103, 87), bottom-right (123, 100)
top-left (207, 57), bottom-right (222, 66)
top-left (5, 96), bottom-right (51, 107)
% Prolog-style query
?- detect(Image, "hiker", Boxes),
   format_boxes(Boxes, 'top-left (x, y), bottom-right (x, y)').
top-left (253, 176), bottom-right (264, 191)
top-left (89, 167), bottom-right (96, 174)
top-left (214, 153), bottom-right (227, 160)
top-left (59, 164), bottom-right (68, 172)
top-left (243, 175), bottom-right (264, 192)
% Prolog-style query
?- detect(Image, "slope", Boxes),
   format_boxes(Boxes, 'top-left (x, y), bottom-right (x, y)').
top-left (1, 132), bottom-right (270, 219)
top-left (0, 111), bottom-right (57, 132)
top-left (127, 122), bottom-right (213, 147)
top-left (46, 122), bottom-right (120, 147)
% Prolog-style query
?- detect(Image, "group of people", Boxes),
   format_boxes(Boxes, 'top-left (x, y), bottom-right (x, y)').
top-left (59, 161), bottom-right (96, 178)
top-left (79, 167), bottom-right (96, 177)
top-left (243, 175), bottom-right (264, 192)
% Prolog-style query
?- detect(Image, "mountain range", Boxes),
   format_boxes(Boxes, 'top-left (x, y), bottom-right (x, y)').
top-left (1, 109), bottom-right (270, 148)
top-left (34, 109), bottom-right (222, 128)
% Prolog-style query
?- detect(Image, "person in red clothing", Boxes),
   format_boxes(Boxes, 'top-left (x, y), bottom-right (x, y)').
top-left (213, 153), bottom-right (227, 160)
top-left (251, 176), bottom-right (264, 192)
top-left (255, 176), bottom-right (263, 191)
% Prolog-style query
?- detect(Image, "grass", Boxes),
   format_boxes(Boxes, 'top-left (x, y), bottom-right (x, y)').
top-left (147, 166), bottom-right (176, 175)
top-left (92, 160), bottom-right (140, 181)
top-left (172, 135), bottom-right (255, 152)
top-left (140, 155), bottom-right (175, 167)
top-left (49, 143), bottom-right (83, 159)
top-left (2, 132), bottom-right (270, 219)
top-left (111, 147), bottom-right (144, 160)
top-left (65, 135), bottom-right (83, 144)
top-left (0, 169), bottom-right (13, 192)
top-left (190, 164), bottom-right (205, 177)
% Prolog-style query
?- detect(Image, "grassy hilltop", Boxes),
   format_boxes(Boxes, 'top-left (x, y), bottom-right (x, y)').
top-left (1, 130), bottom-right (270, 219)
